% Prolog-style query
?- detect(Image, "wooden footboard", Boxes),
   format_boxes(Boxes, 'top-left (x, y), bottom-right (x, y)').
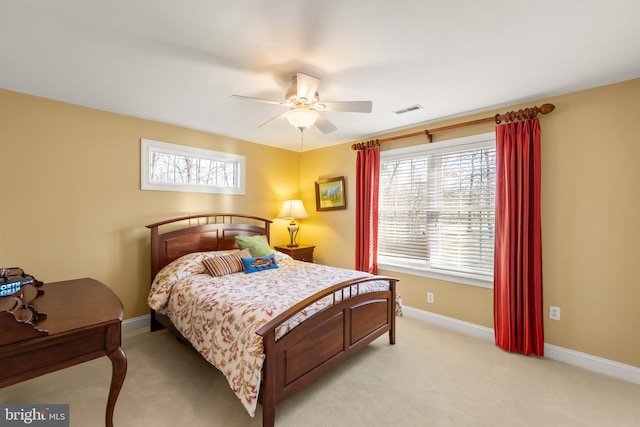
top-left (256, 276), bottom-right (398, 427)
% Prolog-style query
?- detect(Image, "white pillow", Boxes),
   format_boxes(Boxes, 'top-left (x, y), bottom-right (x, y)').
top-left (148, 250), bottom-right (236, 310)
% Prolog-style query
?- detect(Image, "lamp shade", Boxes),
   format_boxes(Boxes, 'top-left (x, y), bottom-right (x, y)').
top-left (277, 200), bottom-right (310, 219)
top-left (286, 109), bottom-right (319, 131)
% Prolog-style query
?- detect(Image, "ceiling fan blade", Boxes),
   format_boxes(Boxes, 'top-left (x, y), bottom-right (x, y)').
top-left (296, 72), bottom-right (321, 102)
top-left (314, 114), bottom-right (337, 134)
top-left (321, 101), bottom-right (373, 113)
top-left (258, 110), bottom-right (290, 128)
top-left (231, 95), bottom-right (287, 106)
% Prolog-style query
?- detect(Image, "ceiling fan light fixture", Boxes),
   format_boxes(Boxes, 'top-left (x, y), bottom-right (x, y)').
top-left (286, 109), bottom-right (319, 131)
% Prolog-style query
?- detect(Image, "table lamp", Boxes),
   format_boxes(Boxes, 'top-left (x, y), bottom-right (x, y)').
top-left (277, 199), bottom-right (310, 247)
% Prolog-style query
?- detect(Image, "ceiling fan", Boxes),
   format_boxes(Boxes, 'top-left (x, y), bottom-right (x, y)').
top-left (231, 72), bottom-right (372, 134)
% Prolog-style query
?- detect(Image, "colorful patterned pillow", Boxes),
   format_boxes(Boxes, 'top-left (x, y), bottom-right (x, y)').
top-left (235, 235), bottom-right (273, 257)
top-left (240, 253), bottom-right (279, 274)
top-left (202, 249), bottom-right (252, 276)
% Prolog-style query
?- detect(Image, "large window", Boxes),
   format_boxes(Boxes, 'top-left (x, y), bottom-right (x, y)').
top-left (378, 132), bottom-right (496, 287)
top-left (141, 139), bottom-right (245, 195)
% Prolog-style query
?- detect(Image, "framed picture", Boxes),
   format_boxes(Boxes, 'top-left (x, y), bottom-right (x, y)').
top-left (315, 176), bottom-right (347, 211)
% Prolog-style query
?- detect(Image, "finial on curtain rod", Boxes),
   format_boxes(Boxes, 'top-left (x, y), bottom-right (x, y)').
top-left (495, 103), bottom-right (556, 124)
top-left (353, 139), bottom-right (380, 151)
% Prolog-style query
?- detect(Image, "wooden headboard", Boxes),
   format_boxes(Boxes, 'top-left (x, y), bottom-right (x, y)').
top-left (146, 214), bottom-right (272, 279)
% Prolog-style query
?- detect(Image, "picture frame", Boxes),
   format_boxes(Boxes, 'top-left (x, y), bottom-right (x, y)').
top-left (315, 176), bottom-right (347, 211)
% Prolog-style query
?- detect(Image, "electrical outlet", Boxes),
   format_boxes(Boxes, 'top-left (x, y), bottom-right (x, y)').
top-left (427, 292), bottom-right (435, 303)
top-left (549, 306), bottom-right (560, 320)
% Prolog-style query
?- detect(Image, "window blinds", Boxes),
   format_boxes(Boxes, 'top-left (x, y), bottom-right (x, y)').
top-left (379, 144), bottom-right (496, 278)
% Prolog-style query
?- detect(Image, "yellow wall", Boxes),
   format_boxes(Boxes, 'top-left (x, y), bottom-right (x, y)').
top-left (2, 78), bottom-right (639, 369)
top-left (0, 89), bottom-right (299, 319)
top-left (302, 79), bottom-right (640, 368)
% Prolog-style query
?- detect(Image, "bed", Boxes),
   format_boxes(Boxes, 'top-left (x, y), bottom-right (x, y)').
top-left (146, 213), bottom-right (399, 427)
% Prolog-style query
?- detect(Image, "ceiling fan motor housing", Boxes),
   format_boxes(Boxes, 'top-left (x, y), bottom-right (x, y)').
top-left (285, 85), bottom-right (319, 107)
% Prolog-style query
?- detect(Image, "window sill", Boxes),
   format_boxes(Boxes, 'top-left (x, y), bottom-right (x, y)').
top-left (377, 261), bottom-right (493, 289)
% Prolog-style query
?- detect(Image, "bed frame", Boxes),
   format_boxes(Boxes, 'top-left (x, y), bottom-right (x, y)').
top-left (146, 214), bottom-right (398, 427)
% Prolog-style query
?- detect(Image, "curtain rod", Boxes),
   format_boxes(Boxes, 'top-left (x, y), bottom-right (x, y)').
top-left (351, 103), bottom-right (556, 150)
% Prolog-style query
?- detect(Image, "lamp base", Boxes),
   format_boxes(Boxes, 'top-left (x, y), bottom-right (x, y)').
top-left (287, 222), bottom-right (299, 248)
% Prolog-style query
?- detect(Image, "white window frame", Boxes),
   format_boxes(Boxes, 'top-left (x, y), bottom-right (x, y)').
top-left (141, 139), bottom-right (246, 195)
top-left (378, 132), bottom-right (496, 288)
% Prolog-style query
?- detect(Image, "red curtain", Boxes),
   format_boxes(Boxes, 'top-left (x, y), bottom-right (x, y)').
top-left (494, 118), bottom-right (544, 356)
top-left (355, 147), bottom-right (380, 273)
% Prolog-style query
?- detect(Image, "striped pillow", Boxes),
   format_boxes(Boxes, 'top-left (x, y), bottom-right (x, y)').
top-left (202, 249), bottom-right (252, 276)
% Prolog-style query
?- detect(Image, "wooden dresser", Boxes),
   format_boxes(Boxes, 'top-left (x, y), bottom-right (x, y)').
top-left (0, 277), bottom-right (126, 427)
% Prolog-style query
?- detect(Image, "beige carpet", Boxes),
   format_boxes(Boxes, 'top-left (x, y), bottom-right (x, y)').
top-left (2, 316), bottom-right (639, 427)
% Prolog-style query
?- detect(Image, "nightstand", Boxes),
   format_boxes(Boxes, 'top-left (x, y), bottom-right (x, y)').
top-left (274, 244), bottom-right (315, 263)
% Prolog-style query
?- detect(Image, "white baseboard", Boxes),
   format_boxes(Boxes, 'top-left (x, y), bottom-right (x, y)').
top-left (122, 309), bottom-right (639, 385)
top-left (543, 343), bottom-right (640, 385)
top-left (122, 314), bottom-right (149, 331)
top-left (402, 306), bottom-right (494, 341)
top-left (402, 305), bottom-right (640, 385)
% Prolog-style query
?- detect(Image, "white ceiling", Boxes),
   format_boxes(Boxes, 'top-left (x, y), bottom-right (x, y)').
top-left (2, 1), bottom-right (640, 152)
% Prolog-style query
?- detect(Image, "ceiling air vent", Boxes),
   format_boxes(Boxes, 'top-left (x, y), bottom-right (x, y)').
top-left (394, 104), bottom-right (423, 114)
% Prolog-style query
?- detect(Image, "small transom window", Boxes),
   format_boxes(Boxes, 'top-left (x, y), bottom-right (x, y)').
top-left (141, 139), bottom-right (245, 195)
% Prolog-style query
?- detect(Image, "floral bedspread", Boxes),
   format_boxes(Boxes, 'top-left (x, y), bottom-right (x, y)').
top-left (147, 250), bottom-right (397, 416)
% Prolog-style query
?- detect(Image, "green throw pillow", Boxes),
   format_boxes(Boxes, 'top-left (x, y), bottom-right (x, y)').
top-left (235, 235), bottom-right (273, 257)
